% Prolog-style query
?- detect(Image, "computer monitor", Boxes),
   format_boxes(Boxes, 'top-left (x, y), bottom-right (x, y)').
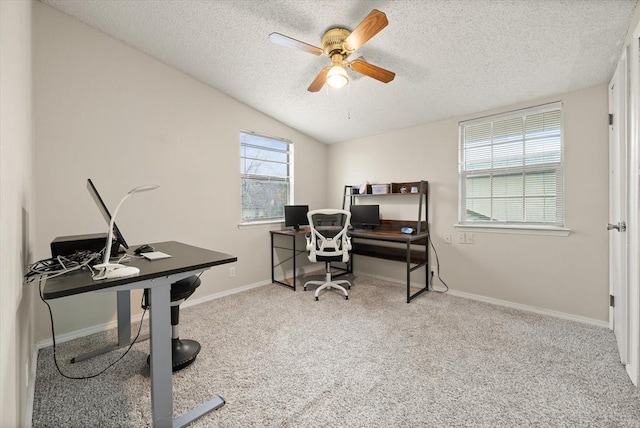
top-left (86, 178), bottom-right (129, 251)
top-left (350, 204), bottom-right (380, 230)
top-left (284, 205), bottom-right (309, 230)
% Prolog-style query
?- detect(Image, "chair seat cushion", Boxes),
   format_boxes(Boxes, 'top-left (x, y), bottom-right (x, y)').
top-left (315, 254), bottom-right (346, 262)
top-left (170, 276), bottom-right (201, 302)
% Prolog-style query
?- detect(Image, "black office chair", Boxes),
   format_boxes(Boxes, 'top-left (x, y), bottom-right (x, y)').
top-left (142, 275), bottom-right (201, 372)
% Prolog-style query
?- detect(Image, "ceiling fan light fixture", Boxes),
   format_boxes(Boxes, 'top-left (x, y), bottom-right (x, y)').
top-left (326, 65), bottom-right (349, 89)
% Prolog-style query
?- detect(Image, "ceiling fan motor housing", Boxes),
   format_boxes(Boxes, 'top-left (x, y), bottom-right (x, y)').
top-left (322, 28), bottom-right (352, 57)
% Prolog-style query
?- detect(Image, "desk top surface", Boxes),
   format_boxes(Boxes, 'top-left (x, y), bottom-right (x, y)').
top-left (271, 226), bottom-right (428, 243)
top-left (349, 228), bottom-right (428, 243)
top-left (270, 227), bottom-right (309, 236)
top-left (42, 241), bottom-right (237, 300)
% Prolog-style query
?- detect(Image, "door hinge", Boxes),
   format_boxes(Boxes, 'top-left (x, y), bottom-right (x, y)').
top-left (609, 113), bottom-right (614, 125)
top-left (610, 294), bottom-right (615, 307)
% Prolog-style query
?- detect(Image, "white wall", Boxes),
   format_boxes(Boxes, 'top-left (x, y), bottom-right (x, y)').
top-left (33, 2), bottom-right (328, 341)
top-left (328, 85), bottom-right (609, 322)
top-left (0, 1), bottom-right (36, 426)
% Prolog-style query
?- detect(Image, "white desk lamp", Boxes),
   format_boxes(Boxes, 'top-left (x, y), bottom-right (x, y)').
top-left (93, 184), bottom-right (159, 280)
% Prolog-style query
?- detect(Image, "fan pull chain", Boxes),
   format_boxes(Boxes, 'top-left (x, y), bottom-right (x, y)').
top-left (347, 83), bottom-right (351, 120)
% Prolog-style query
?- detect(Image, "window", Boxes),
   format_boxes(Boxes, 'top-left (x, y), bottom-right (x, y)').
top-left (459, 102), bottom-right (563, 228)
top-left (240, 131), bottom-right (292, 223)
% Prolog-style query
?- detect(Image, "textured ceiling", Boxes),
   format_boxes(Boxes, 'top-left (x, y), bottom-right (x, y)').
top-left (41, 0), bottom-right (637, 144)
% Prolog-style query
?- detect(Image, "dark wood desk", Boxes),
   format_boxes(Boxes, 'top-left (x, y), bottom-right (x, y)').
top-left (270, 221), bottom-right (429, 302)
top-left (350, 220), bottom-right (430, 303)
top-left (43, 241), bottom-right (237, 428)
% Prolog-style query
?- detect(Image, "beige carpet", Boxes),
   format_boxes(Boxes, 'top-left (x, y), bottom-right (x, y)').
top-left (33, 274), bottom-right (640, 427)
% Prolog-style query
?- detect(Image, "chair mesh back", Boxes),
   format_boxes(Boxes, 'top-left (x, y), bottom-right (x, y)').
top-left (307, 209), bottom-right (351, 262)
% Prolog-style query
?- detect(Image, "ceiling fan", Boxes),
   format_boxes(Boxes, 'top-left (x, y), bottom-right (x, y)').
top-left (269, 9), bottom-right (396, 92)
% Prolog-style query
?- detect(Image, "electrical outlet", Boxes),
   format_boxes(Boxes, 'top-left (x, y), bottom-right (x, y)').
top-left (457, 233), bottom-right (466, 244)
top-left (229, 267), bottom-right (236, 277)
top-left (466, 233), bottom-right (474, 244)
top-left (444, 233), bottom-right (452, 244)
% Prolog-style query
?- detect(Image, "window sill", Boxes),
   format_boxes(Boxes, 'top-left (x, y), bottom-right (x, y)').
top-left (454, 223), bottom-right (571, 236)
top-left (238, 220), bottom-right (284, 230)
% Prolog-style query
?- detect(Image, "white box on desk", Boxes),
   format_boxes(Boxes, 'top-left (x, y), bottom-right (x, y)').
top-left (371, 184), bottom-right (390, 194)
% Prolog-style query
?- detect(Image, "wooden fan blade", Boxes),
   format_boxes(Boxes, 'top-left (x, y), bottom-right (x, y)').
top-left (349, 58), bottom-right (395, 83)
top-left (308, 66), bottom-right (331, 92)
top-left (269, 32), bottom-right (323, 56)
top-left (343, 9), bottom-right (388, 52)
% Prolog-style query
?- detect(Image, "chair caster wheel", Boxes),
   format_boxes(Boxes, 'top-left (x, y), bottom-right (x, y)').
top-left (345, 296), bottom-right (349, 300)
top-left (315, 297), bottom-right (319, 301)
top-left (304, 287), bottom-right (307, 291)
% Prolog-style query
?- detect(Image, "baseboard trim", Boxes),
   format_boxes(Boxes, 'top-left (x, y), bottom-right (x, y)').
top-left (36, 271), bottom-right (608, 350)
top-left (180, 279), bottom-right (271, 309)
top-left (626, 362), bottom-right (639, 387)
top-left (446, 289), bottom-right (608, 328)
top-left (35, 279), bottom-right (273, 350)
top-left (183, 265), bottom-right (330, 309)
top-left (358, 271), bottom-right (608, 328)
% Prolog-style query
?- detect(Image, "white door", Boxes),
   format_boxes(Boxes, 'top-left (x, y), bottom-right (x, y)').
top-left (608, 53), bottom-right (628, 363)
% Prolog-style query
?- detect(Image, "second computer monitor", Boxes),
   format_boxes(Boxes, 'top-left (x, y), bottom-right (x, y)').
top-left (350, 204), bottom-right (380, 230)
top-left (284, 205), bottom-right (309, 230)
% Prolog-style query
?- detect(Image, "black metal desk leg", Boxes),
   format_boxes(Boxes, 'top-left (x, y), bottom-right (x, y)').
top-left (426, 239), bottom-right (429, 290)
top-left (271, 232), bottom-right (305, 290)
top-left (271, 233), bottom-right (275, 284)
top-left (406, 241), bottom-right (411, 303)
top-left (292, 235), bottom-right (297, 291)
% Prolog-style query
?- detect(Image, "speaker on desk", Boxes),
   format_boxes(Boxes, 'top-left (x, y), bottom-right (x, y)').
top-left (142, 275), bottom-right (201, 372)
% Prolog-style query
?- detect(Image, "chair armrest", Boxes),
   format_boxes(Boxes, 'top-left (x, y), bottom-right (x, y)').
top-left (305, 233), bottom-right (313, 252)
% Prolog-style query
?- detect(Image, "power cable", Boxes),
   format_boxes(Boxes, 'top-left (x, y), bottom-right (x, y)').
top-left (426, 224), bottom-right (449, 293)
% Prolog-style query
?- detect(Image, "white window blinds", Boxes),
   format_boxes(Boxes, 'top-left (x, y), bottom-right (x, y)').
top-left (459, 102), bottom-right (563, 226)
top-left (240, 131), bottom-right (292, 223)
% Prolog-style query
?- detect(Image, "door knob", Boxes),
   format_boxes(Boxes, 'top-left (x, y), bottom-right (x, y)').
top-left (607, 222), bottom-right (627, 232)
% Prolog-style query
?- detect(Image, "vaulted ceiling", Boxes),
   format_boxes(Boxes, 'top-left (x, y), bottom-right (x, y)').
top-left (41, 0), bottom-right (637, 144)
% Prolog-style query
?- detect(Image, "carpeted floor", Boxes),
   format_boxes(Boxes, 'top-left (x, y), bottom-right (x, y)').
top-left (32, 274), bottom-right (640, 427)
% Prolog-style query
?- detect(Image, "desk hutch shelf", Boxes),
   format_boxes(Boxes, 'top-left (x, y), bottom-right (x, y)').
top-left (342, 180), bottom-right (428, 233)
top-left (341, 180), bottom-right (430, 302)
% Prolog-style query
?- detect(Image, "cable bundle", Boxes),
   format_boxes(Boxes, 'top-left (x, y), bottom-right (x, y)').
top-left (24, 250), bottom-right (102, 283)
top-left (25, 249), bottom-right (146, 379)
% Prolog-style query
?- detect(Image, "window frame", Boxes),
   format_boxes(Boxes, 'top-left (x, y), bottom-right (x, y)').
top-left (240, 130), bottom-right (293, 225)
top-left (457, 102), bottom-right (569, 234)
